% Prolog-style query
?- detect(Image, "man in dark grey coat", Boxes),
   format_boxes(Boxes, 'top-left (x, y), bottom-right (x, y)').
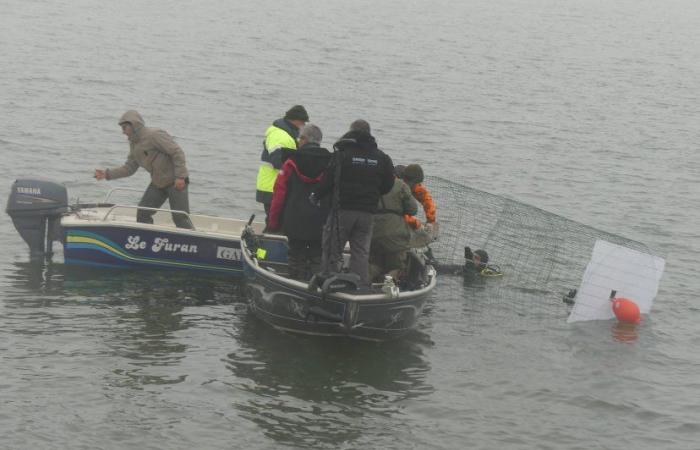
top-left (94, 110), bottom-right (193, 229)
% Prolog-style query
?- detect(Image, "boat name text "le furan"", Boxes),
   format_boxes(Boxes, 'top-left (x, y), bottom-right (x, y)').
top-left (125, 235), bottom-right (198, 254)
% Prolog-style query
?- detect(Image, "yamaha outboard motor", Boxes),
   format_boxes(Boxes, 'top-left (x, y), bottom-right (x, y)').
top-left (6, 179), bottom-right (69, 259)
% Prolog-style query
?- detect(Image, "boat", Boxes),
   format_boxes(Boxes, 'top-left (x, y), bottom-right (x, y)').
top-left (6, 178), bottom-right (287, 273)
top-left (240, 225), bottom-right (437, 341)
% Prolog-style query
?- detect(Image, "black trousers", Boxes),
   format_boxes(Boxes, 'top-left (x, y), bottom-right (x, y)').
top-left (287, 238), bottom-right (322, 281)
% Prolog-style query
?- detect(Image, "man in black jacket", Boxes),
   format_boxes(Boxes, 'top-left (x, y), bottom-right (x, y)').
top-left (314, 129), bottom-right (394, 285)
top-left (267, 124), bottom-right (331, 280)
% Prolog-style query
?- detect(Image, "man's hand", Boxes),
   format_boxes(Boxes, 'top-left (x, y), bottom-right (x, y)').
top-left (94, 169), bottom-right (106, 180)
top-left (308, 192), bottom-right (320, 207)
top-left (174, 178), bottom-right (186, 191)
top-left (425, 221), bottom-right (439, 240)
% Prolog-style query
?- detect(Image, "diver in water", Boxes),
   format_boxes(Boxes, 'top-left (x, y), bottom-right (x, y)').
top-left (463, 246), bottom-right (502, 277)
top-left (421, 245), bottom-right (502, 278)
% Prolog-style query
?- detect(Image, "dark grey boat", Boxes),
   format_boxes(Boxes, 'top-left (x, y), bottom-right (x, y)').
top-left (241, 228), bottom-right (437, 341)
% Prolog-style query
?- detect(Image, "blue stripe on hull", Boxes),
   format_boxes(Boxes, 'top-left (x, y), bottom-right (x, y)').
top-left (62, 226), bottom-right (284, 274)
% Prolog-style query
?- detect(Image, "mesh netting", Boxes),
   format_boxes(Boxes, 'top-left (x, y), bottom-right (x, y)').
top-left (424, 176), bottom-right (654, 315)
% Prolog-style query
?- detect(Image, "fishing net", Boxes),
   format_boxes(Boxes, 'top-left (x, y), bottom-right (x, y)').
top-left (423, 176), bottom-right (655, 318)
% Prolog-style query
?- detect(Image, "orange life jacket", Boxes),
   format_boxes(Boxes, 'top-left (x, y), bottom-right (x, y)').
top-left (403, 183), bottom-right (436, 229)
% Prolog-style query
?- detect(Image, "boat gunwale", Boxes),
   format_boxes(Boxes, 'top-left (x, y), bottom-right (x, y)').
top-left (241, 237), bottom-right (437, 303)
top-left (60, 205), bottom-right (285, 241)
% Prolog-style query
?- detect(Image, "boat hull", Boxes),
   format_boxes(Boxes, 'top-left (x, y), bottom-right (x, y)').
top-left (242, 241), bottom-right (436, 341)
top-left (62, 223), bottom-right (287, 274)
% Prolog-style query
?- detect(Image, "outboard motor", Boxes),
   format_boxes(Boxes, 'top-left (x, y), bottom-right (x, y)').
top-left (6, 179), bottom-right (69, 259)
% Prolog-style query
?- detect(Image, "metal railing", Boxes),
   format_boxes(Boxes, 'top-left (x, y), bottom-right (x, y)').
top-left (75, 188), bottom-right (277, 236)
top-left (103, 187), bottom-right (145, 203)
top-left (72, 203), bottom-right (256, 235)
top-left (100, 204), bottom-right (195, 223)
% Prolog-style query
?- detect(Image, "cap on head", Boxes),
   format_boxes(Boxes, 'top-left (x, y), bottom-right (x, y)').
top-left (349, 119), bottom-right (371, 134)
top-left (284, 105), bottom-right (309, 122)
top-left (402, 164), bottom-right (424, 184)
top-left (394, 164), bottom-right (406, 178)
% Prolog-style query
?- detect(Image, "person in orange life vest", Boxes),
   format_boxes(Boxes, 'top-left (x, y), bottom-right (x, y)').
top-left (267, 124), bottom-right (331, 280)
top-left (395, 164), bottom-right (438, 242)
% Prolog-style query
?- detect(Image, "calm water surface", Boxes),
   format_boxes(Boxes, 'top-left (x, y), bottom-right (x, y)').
top-left (1, 0), bottom-right (700, 448)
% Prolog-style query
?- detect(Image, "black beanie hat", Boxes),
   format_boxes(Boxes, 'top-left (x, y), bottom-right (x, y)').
top-left (402, 164), bottom-right (424, 184)
top-left (284, 105), bottom-right (309, 122)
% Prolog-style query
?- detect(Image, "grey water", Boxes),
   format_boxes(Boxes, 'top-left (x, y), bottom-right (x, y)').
top-left (1, 0), bottom-right (699, 448)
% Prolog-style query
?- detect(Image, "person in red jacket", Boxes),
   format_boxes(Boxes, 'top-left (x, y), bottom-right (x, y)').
top-left (267, 124), bottom-right (331, 280)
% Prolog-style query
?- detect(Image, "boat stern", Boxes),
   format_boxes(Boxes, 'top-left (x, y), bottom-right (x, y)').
top-left (6, 179), bottom-right (68, 259)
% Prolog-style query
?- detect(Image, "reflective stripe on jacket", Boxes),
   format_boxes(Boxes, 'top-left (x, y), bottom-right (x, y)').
top-left (256, 122), bottom-right (298, 201)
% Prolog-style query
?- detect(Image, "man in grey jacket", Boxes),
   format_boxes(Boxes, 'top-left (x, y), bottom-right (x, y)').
top-left (94, 110), bottom-right (193, 229)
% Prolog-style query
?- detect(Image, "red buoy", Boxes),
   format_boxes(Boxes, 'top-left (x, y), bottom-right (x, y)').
top-left (611, 297), bottom-right (641, 324)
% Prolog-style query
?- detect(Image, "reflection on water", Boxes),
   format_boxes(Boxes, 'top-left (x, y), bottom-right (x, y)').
top-left (3, 260), bottom-right (244, 306)
top-left (611, 322), bottom-right (639, 343)
top-left (225, 318), bottom-right (434, 447)
top-left (1, 260), bottom-right (247, 390)
top-left (3, 261), bottom-right (66, 299)
top-left (1, 256), bottom-right (437, 449)
top-left (106, 298), bottom-right (190, 387)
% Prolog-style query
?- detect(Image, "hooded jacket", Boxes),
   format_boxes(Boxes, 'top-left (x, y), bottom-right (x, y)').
top-left (314, 130), bottom-right (394, 213)
top-left (107, 110), bottom-right (189, 188)
top-left (267, 143), bottom-right (331, 240)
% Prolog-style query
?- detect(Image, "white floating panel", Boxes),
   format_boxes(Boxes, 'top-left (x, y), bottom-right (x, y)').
top-left (567, 240), bottom-right (665, 323)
